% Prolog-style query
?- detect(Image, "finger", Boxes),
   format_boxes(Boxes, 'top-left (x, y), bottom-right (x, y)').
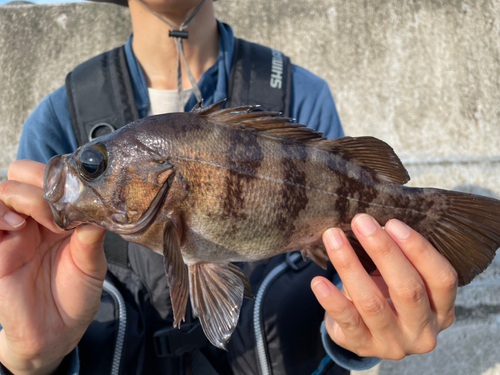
top-left (68, 225), bottom-right (107, 281)
top-left (351, 214), bottom-right (432, 331)
top-left (322, 227), bottom-right (398, 335)
top-left (0, 201), bottom-right (26, 231)
top-left (311, 276), bottom-right (372, 353)
top-left (8, 160), bottom-right (46, 190)
top-left (385, 219), bottom-right (457, 329)
top-left (0, 180), bottom-right (64, 234)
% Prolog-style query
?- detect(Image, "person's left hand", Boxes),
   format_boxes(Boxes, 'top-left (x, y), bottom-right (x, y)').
top-left (311, 214), bottom-right (458, 360)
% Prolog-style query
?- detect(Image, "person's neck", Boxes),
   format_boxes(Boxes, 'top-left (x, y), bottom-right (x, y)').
top-left (129, 0), bottom-right (219, 90)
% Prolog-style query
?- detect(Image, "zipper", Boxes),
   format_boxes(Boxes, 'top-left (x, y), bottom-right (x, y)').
top-left (253, 252), bottom-right (301, 375)
top-left (103, 279), bottom-right (127, 375)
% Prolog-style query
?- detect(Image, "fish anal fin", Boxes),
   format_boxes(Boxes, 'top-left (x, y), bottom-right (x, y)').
top-left (345, 232), bottom-right (377, 275)
top-left (318, 137), bottom-right (410, 185)
top-left (188, 262), bottom-right (245, 350)
top-left (163, 219), bottom-right (189, 329)
top-left (302, 244), bottom-right (330, 270)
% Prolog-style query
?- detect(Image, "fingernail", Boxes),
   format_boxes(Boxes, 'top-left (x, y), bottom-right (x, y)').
top-left (324, 228), bottom-right (344, 250)
top-left (387, 220), bottom-right (411, 240)
top-left (312, 280), bottom-right (331, 298)
top-left (3, 212), bottom-right (25, 228)
top-left (355, 214), bottom-right (378, 237)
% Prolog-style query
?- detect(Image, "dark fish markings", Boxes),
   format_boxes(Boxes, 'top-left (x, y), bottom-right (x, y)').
top-left (275, 144), bottom-right (309, 233)
top-left (327, 162), bottom-right (380, 223)
top-left (221, 130), bottom-right (264, 221)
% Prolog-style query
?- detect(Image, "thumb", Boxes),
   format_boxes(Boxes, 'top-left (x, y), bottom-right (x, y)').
top-left (70, 225), bottom-right (107, 280)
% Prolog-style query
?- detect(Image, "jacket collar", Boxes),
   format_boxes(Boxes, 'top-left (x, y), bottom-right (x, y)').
top-left (124, 20), bottom-right (235, 117)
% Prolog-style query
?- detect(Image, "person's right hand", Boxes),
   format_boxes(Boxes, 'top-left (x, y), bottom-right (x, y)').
top-left (0, 160), bottom-right (107, 375)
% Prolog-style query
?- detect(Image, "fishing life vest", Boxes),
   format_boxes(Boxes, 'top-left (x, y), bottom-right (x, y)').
top-left (59, 39), bottom-right (347, 375)
top-left (64, 35), bottom-right (294, 285)
top-left (65, 38), bottom-right (292, 146)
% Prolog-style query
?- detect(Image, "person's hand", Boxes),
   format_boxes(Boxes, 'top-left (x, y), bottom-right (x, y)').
top-left (0, 160), bottom-right (107, 375)
top-left (311, 214), bottom-right (458, 360)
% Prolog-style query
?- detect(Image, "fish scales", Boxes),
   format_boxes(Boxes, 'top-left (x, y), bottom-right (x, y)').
top-left (173, 127), bottom-right (356, 261)
top-left (44, 100), bottom-right (500, 349)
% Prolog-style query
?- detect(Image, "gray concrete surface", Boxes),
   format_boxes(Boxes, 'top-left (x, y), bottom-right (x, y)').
top-left (1, 1), bottom-right (500, 374)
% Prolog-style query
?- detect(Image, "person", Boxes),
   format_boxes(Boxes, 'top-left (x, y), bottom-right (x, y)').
top-left (0, 0), bottom-right (458, 374)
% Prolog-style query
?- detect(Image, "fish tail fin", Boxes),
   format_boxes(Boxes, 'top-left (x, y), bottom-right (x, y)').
top-left (409, 188), bottom-right (500, 286)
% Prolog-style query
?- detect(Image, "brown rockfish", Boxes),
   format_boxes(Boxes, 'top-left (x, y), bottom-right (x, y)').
top-left (44, 100), bottom-right (500, 349)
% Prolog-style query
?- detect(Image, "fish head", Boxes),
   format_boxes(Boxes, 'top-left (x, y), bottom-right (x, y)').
top-left (43, 127), bottom-right (175, 234)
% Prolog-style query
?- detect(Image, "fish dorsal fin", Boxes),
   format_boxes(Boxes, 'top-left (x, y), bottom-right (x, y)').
top-left (196, 100), bottom-right (325, 142)
top-left (316, 136), bottom-right (410, 185)
top-left (195, 102), bottom-right (409, 184)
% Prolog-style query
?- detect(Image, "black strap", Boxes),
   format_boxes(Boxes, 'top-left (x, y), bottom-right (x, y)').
top-left (227, 38), bottom-right (292, 117)
top-left (103, 232), bottom-right (129, 267)
top-left (153, 321), bottom-right (208, 358)
top-left (66, 46), bottom-right (139, 268)
top-left (66, 46), bottom-right (139, 147)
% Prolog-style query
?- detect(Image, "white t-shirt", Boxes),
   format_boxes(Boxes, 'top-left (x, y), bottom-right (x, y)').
top-left (147, 88), bottom-right (194, 116)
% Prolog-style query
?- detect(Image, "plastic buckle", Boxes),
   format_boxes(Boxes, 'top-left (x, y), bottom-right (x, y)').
top-left (286, 251), bottom-right (310, 272)
top-left (169, 30), bottom-right (189, 39)
top-left (89, 123), bottom-right (115, 142)
top-left (153, 321), bottom-right (207, 357)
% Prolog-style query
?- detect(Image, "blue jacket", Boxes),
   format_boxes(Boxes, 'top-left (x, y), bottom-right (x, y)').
top-left (15, 21), bottom-right (380, 374)
top-left (18, 22), bottom-right (344, 163)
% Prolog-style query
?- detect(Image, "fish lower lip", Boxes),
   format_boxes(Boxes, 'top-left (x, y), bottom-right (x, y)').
top-left (49, 203), bottom-right (76, 231)
top-left (49, 204), bottom-right (65, 229)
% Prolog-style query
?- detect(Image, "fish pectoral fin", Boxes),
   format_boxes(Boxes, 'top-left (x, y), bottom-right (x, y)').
top-left (163, 219), bottom-right (189, 328)
top-left (188, 262), bottom-right (246, 350)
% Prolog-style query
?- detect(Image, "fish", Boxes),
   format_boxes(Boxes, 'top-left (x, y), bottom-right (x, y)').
top-left (43, 100), bottom-right (500, 349)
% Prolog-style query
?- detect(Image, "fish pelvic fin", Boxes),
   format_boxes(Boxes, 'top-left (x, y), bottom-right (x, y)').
top-left (228, 263), bottom-right (254, 300)
top-left (408, 189), bottom-right (500, 286)
top-left (163, 219), bottom-right (189, 329)
top-left (188, 262), bottom-right (248, 350)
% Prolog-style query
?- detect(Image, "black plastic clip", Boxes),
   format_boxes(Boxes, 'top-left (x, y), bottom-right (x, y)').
top-left (153, 321), bottom-right (208, 357)
top-left (169, 30), bottom-right (189, 39)
top-left (286, 251), bottom-right (310, 272)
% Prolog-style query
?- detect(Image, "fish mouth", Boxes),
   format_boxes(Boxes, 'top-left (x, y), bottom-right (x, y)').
top-left (49, 204), bottom-right (84, 230)
top-left (44, 155), bottom-right (86, 230)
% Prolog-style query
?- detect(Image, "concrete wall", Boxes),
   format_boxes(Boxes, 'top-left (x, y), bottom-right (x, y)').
top-left (1, 1), bottom-right (499, 374)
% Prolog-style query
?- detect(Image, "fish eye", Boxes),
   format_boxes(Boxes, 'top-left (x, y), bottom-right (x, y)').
top-left (78, 144), bottom-right (108, 180)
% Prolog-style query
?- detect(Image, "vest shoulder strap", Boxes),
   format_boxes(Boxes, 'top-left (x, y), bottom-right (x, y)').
top-left (65, 46), bottom-right (139, 148)
top-left (227, 38), bottom-right (292, 117)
